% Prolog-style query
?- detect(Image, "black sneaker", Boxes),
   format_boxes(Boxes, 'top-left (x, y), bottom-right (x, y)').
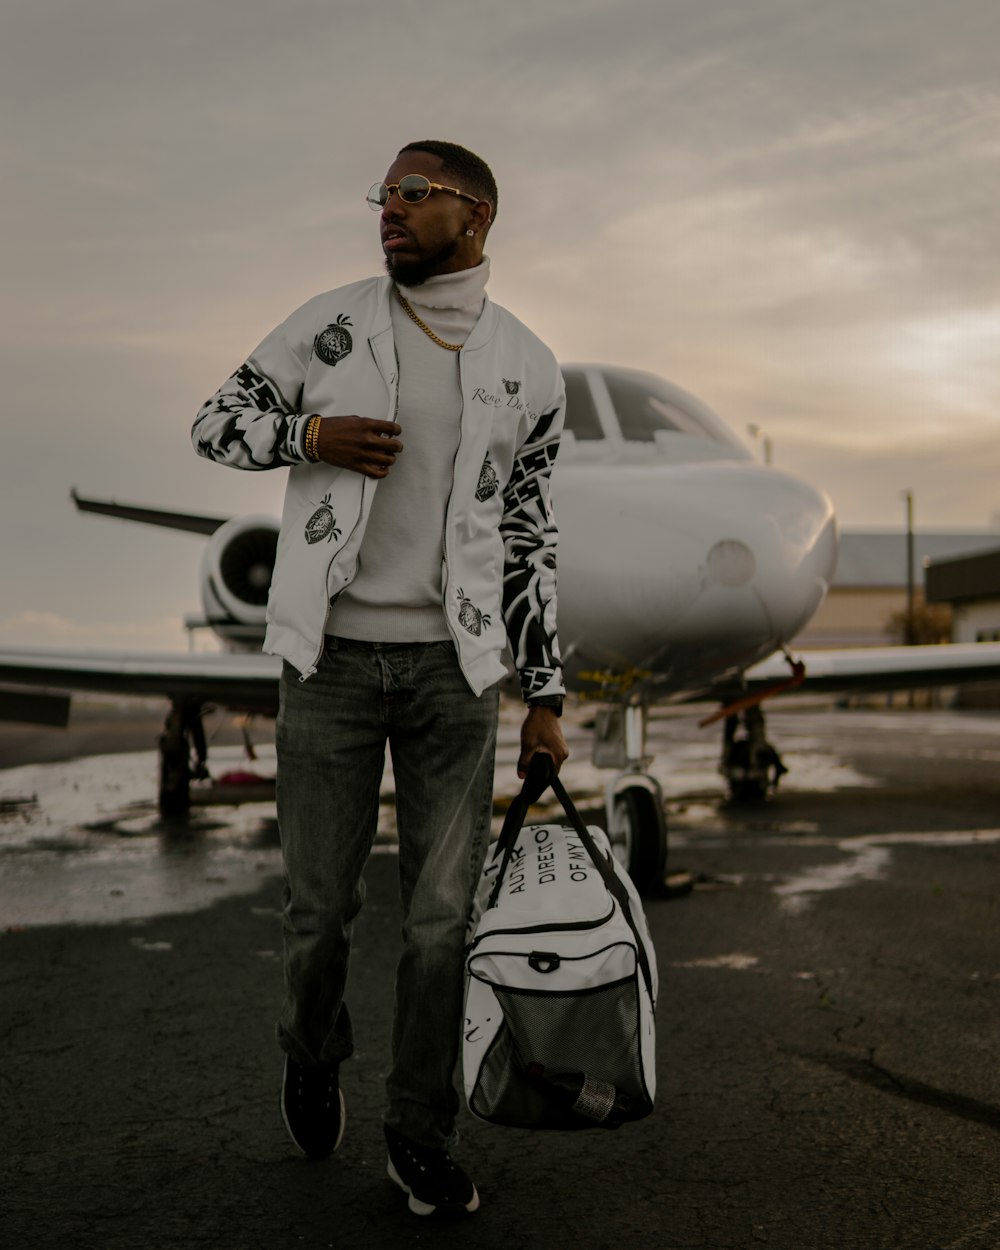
top-left (280, 1055), bottom-right (345, 1159)
top-left (384, 1124), bottom-right (480, 1216)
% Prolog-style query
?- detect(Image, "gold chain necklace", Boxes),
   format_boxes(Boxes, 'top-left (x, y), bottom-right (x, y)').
top-left (395, 289), bottom-right (463, 352)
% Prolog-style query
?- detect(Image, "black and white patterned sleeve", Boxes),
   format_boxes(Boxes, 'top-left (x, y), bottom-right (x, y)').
top-left (192, 315), bottom-right (312, 471)
top-left (499, 385), bottom-right (566, 702)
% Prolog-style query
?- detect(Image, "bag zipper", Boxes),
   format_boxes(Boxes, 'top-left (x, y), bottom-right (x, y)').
top-left (467, 900), bottom-right (616, 952)
top-left (467, 969), bottom-right (638, 997)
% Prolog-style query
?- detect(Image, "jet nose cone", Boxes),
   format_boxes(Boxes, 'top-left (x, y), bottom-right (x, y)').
top-left (553, 461), bottom-right (837, 687)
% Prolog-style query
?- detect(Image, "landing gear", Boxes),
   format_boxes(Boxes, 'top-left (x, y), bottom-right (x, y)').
top-left (157, 698), bottom-right (208, 817)
top-left (720, 704), bottom-right (787, 802)
top-left (608, 782), bottom-right (667, 885)
top-left (596, 701), bottom-right (668, 894)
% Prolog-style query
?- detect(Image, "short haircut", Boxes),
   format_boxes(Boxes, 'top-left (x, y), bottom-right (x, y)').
top-left (398, 140), bottom-right (498, 220)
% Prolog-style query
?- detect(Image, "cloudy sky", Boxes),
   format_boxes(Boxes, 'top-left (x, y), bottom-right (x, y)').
top-left (2, 0), bottom-right (999, 649)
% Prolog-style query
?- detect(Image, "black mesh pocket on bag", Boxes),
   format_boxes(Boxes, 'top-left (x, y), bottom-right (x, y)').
top-left (469, 977), bottom-right (651, 1130)
top-left (471, 1024), bottom-right (558, 1127)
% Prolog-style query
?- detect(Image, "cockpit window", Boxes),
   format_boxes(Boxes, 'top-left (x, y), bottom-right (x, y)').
top-left (563, 370), bottom-right (604, 440)
top-left (604, 369), bottom-right (745, 450)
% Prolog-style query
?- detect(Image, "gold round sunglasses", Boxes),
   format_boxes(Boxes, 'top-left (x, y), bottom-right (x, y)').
top-left (367, 174), bottom-right (480, 210)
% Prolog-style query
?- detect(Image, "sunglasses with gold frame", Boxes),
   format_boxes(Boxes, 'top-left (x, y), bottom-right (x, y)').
top-left (367, 174), bottom-right (481, 211)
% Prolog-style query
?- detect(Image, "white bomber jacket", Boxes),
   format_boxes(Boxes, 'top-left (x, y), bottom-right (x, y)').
top-left (192, 275), bottom-right (565, 700)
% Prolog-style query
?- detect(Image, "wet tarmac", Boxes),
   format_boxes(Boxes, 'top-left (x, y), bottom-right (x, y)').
top-left (3, 699), bottom-right (1000, 1248)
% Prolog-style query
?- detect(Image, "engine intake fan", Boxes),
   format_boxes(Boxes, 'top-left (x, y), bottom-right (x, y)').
top-left (200, 515), bottom-right (280, 646)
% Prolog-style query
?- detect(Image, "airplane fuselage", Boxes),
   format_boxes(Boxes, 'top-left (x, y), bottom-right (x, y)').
top-left (192, 364), bottom-right (838, 701)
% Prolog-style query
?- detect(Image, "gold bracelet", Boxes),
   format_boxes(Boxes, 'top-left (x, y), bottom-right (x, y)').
top-left (305, 415), bottom-right (322, 462)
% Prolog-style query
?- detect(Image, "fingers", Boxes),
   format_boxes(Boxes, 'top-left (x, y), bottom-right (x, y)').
top-left (358, 419), bottom-right (403, 457)
top-left (314, 415), bottom-right (404, 476)
top-left (517, 744), bottom-right (567, 778)
top-left (364, 419), bottom-right (404, 455)
top-left (516, 711), bottom-right (569, 778)
top-left (366, 419), bottom-right (402, 438)
top-left (517, 746), bottom-right (553, 778)
top-left (359, 435), bottom-right (400, 479)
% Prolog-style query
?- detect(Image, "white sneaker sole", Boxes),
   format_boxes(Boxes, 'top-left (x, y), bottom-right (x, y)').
top-left (386, 1158), bottom-right (480, 1216)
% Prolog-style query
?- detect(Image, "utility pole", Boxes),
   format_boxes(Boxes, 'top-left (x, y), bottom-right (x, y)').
top-left (902, 489), bottom-right (915, 646)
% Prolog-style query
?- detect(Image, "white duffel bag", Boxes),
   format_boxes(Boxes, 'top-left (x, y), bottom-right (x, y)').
top-left (464, 757), bottom-right (657, 1130)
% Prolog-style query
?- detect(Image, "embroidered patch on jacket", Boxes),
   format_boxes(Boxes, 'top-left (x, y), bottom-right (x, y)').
top-left (456, 588), bottom-right (491, 636)
top-left (304, 494), bottom-right (342, 544)
top-left (314, 315), bottom-right (354, 366)
top-left (475, 456), bottom-right (499, 502)
top-left (503, 379), bottom-right (521, 395)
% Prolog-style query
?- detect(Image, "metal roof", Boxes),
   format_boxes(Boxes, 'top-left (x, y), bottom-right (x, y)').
top-left (925, 546), bottom-right (1000, 603)
top-left (834, 531), bottom-right (1000, 588)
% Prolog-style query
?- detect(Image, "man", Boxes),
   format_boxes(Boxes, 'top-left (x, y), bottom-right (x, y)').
top-left (193, 140), bottom-right (567, 1216)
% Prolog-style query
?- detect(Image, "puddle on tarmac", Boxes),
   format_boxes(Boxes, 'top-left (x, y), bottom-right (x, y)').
top-left (0, 713), bottom-right (960, 927)
top-left (0, 742), bottom-right (580, 927)
top-left (767, 829), bottom-right (1000, 912)
top-left (0, 747), bottom-right (286, 928)
top-left (774, 845), bottom-right (893, 913)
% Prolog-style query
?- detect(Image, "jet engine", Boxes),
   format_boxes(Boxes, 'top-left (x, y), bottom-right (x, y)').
top-left (198, 515), bottom-right (280, 649)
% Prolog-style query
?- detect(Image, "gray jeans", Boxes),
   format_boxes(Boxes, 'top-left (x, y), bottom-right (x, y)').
top-left (275, 637), bottom-right (499, 1147)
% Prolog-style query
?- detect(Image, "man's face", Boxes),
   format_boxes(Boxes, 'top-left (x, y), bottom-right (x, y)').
top-left (378, 150), bottom-right (480, 286)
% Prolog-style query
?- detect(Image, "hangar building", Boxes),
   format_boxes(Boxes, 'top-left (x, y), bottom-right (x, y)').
top-left (796, 530), bottom-right (1000, 648)
top-left (925, 546), bottom-right (1000, 644)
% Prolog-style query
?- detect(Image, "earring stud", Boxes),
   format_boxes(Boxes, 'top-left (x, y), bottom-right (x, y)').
top-left (466, 229), bottom-right (475, 236)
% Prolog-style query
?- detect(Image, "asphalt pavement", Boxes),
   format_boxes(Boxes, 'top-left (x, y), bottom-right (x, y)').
top-left (2, 700), bottom-right (999, 1250)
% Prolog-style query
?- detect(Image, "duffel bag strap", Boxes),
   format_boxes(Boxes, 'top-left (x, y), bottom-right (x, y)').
top-left (486, 757), bottom-right (656, 1001)
top-left (485, 753), bottom-right (554, 911)
top-left (548, 771), bottom-right (656, 1000)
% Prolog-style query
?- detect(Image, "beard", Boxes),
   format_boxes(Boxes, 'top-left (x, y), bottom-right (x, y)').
top-left (384, 236), bottom-right (460, 286)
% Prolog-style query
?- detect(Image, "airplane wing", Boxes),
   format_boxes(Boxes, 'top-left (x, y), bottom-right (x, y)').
top-left (0, 647), bottom-right (282, 716)
top-left (4, 641), bottom-right (1000, 721)
top-left (742, 641), bottom-right (1000, 694)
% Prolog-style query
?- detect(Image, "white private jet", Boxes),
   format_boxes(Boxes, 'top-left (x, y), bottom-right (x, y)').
top-left (3, 364), bottom-right (1000, 892)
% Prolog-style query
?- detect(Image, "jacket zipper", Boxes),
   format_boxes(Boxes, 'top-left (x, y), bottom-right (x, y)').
top-left (298, 343), bottom-right (398, 682)
top-left (439, 349), bottom-right (467, 653)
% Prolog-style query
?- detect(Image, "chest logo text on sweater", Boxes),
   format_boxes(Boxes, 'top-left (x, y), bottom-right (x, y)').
top-left (314, 314), bottom-right (354, 366)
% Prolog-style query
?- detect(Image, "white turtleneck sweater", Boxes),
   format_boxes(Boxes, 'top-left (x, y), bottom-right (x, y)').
top-left (327, 258), bottom-right (490, 642)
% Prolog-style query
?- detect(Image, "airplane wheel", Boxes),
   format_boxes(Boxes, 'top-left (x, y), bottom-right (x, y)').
top-left (609, 786), bottom-right (667, 894)
top-left (158, 739), bottom-right (191, 816)
top-left (158, 706), bottom-right (191, 817)
top-left (729, 777), bottom-right (768, 803)
top-left (723, 738), bottom-right (768, 803)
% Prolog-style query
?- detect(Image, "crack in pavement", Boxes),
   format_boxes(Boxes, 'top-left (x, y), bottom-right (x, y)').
top-left (941, 1208), bottom-right (1000, 1249)
top-left (797, 1051), bottom-right (1000, 1133)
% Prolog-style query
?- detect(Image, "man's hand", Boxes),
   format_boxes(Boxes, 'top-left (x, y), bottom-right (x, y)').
top-left (517, 705), bottom-right (569, 779)
top-left (314, 416), bottom-right (403, 478)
